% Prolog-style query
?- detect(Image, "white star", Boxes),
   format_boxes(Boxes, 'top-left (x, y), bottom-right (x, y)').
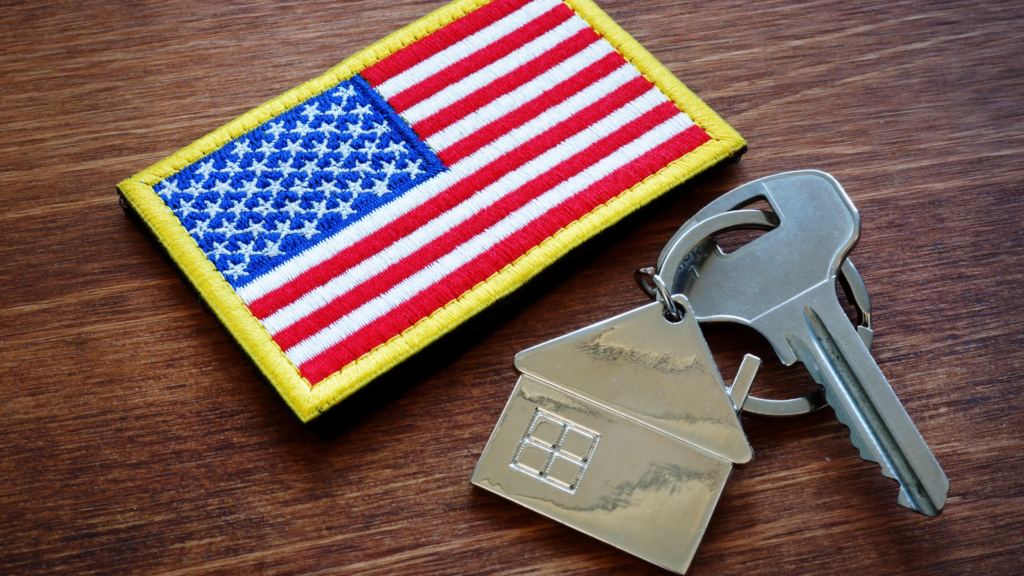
top-left (381, 141), bottom-right (408, 156)
top-left (281, 198), bottom-right (304, 216)
top-left (215, 219), bottom-right (240, 237)
top-left (255, 140), bottom-right (277, 157)
top-left (378, 159), bottom-right (399, 179)
top-left (299, 158), bottom-right (320, 176)
top-left (192, 218), bottom-right (212, 239)
top-left (208, 240), bottom-right (232, 259)
top-left (369, 177), bottom-right (390, 197)
top-left (353, 159), bottom-right (373, 174)
top-left (324, 159), bottom-right (346, 176)
top-left (317, 121), bottom-right (341, 135)
top-left (177, 198), bottom-right (198, 218)
top-left (238, 177), bottom-right (261, 197)
top-left (296, 220), bottom-right (319, 239)
top-left (266, 121), bottom-right (286, 141)
top-left (242, 220), bottom-right (268, 236)
top-left (236, 239), bottom-right (257, 258)
top-left (290, 181), bottom-right (313, 195)
top-left (211, 179), bottom-right (234, 195)
top-left (231, 141), bottom-right (253, 158)
top-left (183, 180), bottom-right (205, 197)
top-left (221, 160), bottom-right (242, 176)
top-left (282, 139), bottom-right (305, 155)
top-left (249, 159), bottom-right (270, 176)
top-left (276, 159), bottom-right (296, 178)
top-left (226, 198), bottom-right (248, 217)
top-left (292, 121), bottom-right (314, 138)
top-left (252, 197), bottom-right (275, 216)
top-left (346, 122), bottom-right (368, 138)
top-left (345, 178), bottom-right (364, 196)
top-left (272, 220), bottom-right (292, 236)
top-left (326, 103), bottom-right (347, 118)
top-left (317, 181), bottom-right (341, 196)
top-left (404, 159), bottom-right (425, 180)
top-left (309, 198), bottom-right (329, 218)
top-left (331, 200), bottom-right (356, 219)
top-left (265, 178), bottom-right (285, 194)
top-left (202, 199), bottom-right (222, 218)
top-left (300, 103), bottom-right (320, 122)
top-left (334, 139), bottom-right (356, 159)
top-left (351, 104), bottom-right (373, 119)
top-left (223, 261), bottom-right (248, 279)
top-left (310, 139), bottom-right (331, 157)
top-left (161, 179), bottom-right (181, 197)
top-left (358, 140), bottom-right (380, 156)
top-left (333, 85), bottom-right (356, 106)
top-left (262, 239), bottom-right (283, 258)
top-left (195, 160), bottom-right (216, 181)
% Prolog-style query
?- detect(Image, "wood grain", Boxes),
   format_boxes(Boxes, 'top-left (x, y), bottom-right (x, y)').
top-left (1, 0), bottom-right (1022, 573)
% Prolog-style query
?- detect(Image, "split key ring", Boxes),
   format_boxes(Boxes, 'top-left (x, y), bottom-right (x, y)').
top-left (636, 209), bottom-right (874, 417)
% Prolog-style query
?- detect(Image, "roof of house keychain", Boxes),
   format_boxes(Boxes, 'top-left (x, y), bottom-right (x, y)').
top-left (116, 0), bottom-right (744, 425)
top-left (471, 170), bottom-right (948, 574)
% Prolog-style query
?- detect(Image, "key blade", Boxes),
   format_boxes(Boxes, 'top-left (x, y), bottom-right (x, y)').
top-left (791, 292), bottom-right (949, 516)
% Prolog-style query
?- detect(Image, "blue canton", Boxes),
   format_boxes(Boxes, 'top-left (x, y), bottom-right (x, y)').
top-left (154, 75), bottom-right (446, 288)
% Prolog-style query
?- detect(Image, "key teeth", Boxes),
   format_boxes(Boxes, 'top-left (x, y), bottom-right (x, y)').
top-left (827, 391), bottom-right (878, 463)
top-left (847, 427), bottom-right (877, 464)
top-left (829, 389), bottom-right (900, 483)
top-left (828, 390), bottom-right (919, 510)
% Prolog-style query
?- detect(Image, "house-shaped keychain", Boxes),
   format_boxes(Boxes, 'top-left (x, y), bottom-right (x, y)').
top-left (471, 295), bottom-right (760, 574)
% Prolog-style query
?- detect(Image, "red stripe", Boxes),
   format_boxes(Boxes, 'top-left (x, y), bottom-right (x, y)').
top-left (299, 124), bottom-right (712, 383)
top-left (439, 53), bottom-right (627, 165)
top-left (272, 100), bottom-right (682, 349)
top-left (410, 27), bottom-right (601, 137)
top-left (248, 77), bottom-right (655, 320)
top-left (361, 0), bottom-right (535, 86)
top-left (387, 4), bottom-right (574, 112)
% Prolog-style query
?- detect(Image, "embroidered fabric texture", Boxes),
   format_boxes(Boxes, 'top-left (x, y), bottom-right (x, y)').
top-left (119, 0), bottom-right (743, 420)
top-left (155, 0), bottom-right (711, 384)
top-left (156, 77), bottom-right (445, 285)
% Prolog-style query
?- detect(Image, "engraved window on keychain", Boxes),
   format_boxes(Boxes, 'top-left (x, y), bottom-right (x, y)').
top-left (511, 410), bottom-right (599, 493)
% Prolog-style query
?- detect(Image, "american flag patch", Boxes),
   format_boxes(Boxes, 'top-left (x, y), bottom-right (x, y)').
top-left (119, 0), bottom-right (744, 422)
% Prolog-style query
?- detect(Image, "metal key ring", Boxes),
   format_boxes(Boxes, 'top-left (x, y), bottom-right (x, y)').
top-left (636, 210), bottom-right (874, 417)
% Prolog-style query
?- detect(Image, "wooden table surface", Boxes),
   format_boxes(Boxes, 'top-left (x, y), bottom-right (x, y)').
top-left (2, 0), bottom-right (1022, 573)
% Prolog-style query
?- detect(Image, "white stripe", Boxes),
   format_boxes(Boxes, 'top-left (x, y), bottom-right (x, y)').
top-left (376, 0), bottom-right (562, 99)
top-left (425, 40), bottom-right (624, 150)
top-left (285, 114), bottom-right (694, 364)
top-left (400, 17), bottom-right (591, 124)
top-left (236, 67), bottom-right (648, 304)
top-left (261, 88), bottom-right (677, 334)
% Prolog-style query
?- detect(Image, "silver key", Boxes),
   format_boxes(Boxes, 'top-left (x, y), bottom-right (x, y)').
top-left (658, 170), bottom-right (949, 516)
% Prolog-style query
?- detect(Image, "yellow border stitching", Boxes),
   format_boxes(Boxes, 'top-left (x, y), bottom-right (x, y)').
top-left (118, 0), bottom-right (744, 423)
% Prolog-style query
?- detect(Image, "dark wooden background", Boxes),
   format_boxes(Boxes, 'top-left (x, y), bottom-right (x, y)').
top-left (2, 0), bottom-right (1022, 573)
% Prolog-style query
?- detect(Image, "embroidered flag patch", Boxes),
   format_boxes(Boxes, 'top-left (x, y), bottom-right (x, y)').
top-left (119, 0), bottom-right (744, 422)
